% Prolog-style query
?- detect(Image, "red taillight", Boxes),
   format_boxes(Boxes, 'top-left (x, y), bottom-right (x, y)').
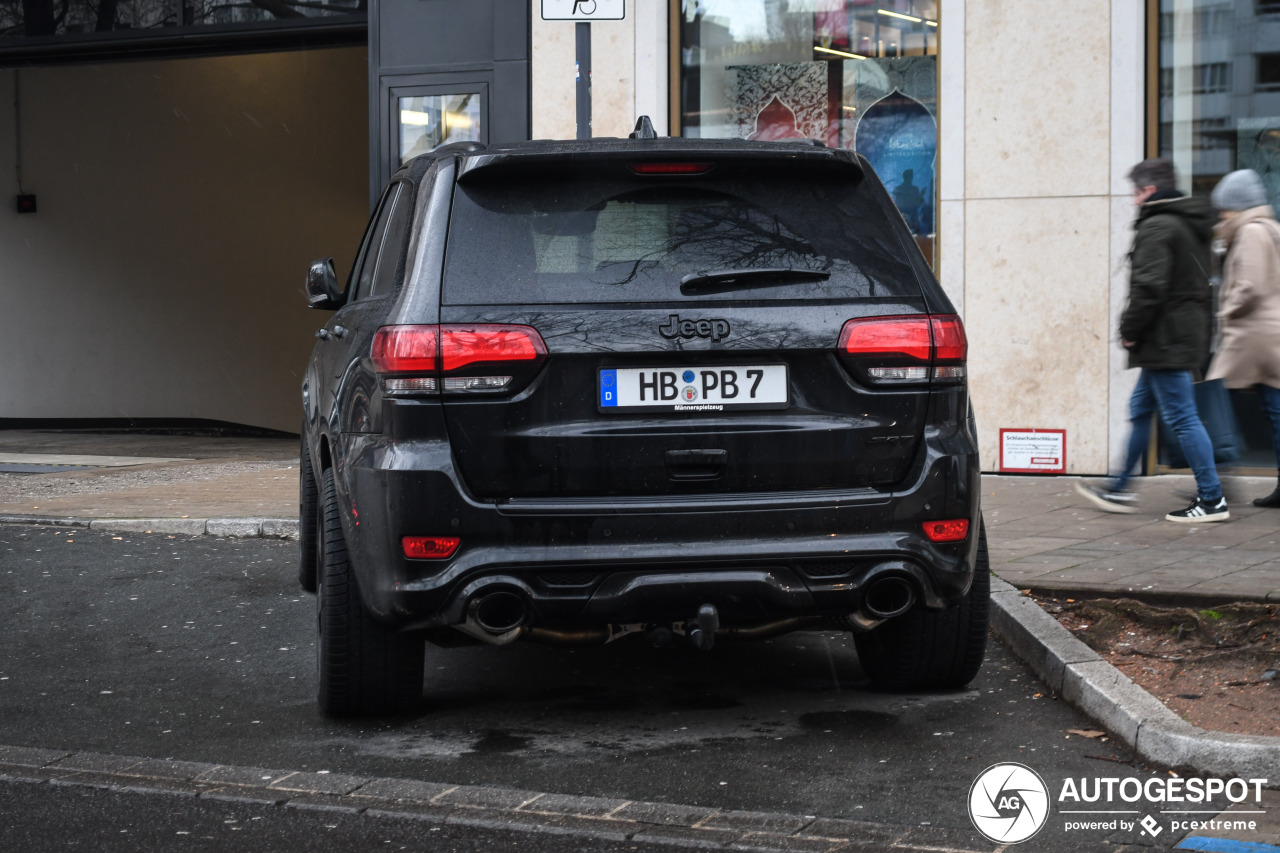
top-left (922, 519), bottom-right (970, 543)
top-left (372, 325), bottom-right (439, 374)
top-left (836, 314), bottom-right (967, 385)
top-left (838, 316), bottom-right (932, 361)
top-left (931, 316), bottom-right (968, 361)
top-left (371, 324), bottom-right (547, 394)
top-left (440, 325), bottom-right (546, 372)
top-left (628, 162), bottom-right (713, 175)
top-left (402, 536), bottom-right (461, 559)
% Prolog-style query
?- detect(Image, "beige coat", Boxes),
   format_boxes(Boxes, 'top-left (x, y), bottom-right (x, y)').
top-left (1207, 205), bottom-right (1280, 390)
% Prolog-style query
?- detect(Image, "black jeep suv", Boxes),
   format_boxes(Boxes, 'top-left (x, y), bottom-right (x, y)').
top-left (300, 120), bottom-right (986, 717)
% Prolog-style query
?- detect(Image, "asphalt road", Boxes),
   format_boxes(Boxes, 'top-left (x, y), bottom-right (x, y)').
top-left (0, 523), bottom-right (1180, 850)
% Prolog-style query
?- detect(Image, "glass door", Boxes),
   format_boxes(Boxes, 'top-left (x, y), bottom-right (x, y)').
top-left (397, 90), bottom-right (485, 164)
top-left (377, 74), bottom-right (490, 195)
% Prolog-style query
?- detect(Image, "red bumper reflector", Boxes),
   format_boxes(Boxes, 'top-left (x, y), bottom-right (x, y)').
top-left (922, 519), bottom-right (970, 543)
top-left (402, 536), bottom-right (461, 559)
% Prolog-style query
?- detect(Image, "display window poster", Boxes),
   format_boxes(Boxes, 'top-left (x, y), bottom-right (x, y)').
top-left (999, 429), bottom-right (1067, 474)
top-left (1236, 117), bottom-right (1280, 210)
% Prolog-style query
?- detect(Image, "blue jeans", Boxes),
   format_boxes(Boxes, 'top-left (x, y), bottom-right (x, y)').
top-left (1259, 384), bottom-right (1280, 473)
top-left (1112, 369), bottom-right (1222, 501)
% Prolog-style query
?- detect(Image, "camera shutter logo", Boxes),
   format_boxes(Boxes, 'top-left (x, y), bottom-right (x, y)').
top-left (968, 763), bottom-right (1050, 844)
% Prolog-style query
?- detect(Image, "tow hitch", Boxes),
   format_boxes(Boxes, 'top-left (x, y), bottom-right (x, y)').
top-left (686, 604), bottom-right (719, 651)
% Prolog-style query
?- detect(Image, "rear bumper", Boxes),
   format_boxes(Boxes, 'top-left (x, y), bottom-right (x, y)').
top-left (330, 414), bottom-right (980, 632)
top-left (424, 558), bottom-right (951, 633)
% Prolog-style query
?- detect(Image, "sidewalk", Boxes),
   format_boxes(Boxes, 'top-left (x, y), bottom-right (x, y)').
top-left (985, 474), bottom-right (1280, 603)
top-left (0, 428), bottom-right (297, 529)
top-left (1, 429), bottom-right (1278, 603)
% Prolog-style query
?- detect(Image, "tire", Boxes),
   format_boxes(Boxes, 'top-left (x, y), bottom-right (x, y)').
top-left (316, 466), bottom-right (425, 717)
top-left (853, 522), bottom-right (990, 691)
top-left (298, 427), bottom-right (319, 593)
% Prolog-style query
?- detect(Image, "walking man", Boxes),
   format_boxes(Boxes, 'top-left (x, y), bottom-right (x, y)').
top-left (1077, 158), bottom-right (1229, 522)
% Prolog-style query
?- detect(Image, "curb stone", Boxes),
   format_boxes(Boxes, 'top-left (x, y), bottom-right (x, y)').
top-left (1026, 583), bottom-right (1280, 606)
top-left (0, 515), bottom-right (90, 527)
top-left (206, 517), bottom-right (268, 538)
top-left (0, 745), bottom-right (989, 853)
top-left (0, 515), bottom-right (299, 540)
top-left (261, 517), bottom-right (300, 539)
top-left (89, 518), bottom-right (209, 536)
top-left (989, 575), bottom-right (1280, 782)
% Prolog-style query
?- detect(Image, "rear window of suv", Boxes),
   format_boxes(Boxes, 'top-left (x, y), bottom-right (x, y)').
top-left (442, 167), bottom-right (921, 305)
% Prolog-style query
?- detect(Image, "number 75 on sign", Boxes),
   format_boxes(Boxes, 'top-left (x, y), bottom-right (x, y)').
top-left (541, 0), bottom-right (625, 20)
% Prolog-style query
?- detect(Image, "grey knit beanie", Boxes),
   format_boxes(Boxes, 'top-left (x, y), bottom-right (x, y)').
top-left (1211, 169), bottom-right (1268, 211)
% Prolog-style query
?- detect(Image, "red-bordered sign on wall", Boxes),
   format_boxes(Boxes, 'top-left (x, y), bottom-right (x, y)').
top-left (999, 429), bottom-right (1067, 474)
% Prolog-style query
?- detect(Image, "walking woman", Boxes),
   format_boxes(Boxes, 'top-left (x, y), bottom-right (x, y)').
top-left (1208, 169), bottom-right (1280, 507)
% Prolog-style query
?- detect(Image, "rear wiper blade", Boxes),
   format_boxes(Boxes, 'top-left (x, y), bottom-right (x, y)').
top-left (679, 267), bottom-right (831, 295)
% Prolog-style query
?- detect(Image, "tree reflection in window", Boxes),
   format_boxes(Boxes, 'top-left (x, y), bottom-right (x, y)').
top-left (1, 0), bottom-right (362, 40)
top-left (449, 182), bottom-right (915, 305)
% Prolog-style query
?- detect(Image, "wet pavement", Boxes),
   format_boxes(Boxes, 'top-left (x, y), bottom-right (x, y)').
top-left (0, 522), bottom-right (1161, 851)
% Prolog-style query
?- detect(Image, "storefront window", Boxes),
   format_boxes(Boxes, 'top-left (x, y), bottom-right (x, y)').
top-left (1157, 0), bottom-right (1280, 468)
top-left (680, 0), bottom-right (939, 266)
top-left (1159, 1), bottom-right (1280, 198)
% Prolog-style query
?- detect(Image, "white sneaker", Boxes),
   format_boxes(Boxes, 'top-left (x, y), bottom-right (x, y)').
top-left (1075, 481), bottom-right (1139, 514)
top-left (1165, 496), bottom-right (1229, 523)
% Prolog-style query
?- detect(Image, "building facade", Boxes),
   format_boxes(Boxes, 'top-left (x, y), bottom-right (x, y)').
top-left (2, 1), bottom-right (1276, 475)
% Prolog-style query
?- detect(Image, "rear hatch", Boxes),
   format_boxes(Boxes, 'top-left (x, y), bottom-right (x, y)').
top-left (435, 146), bottom-right (945, 500)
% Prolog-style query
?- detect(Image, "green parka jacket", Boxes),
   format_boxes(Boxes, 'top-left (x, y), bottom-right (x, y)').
top-left (1119, 194), bottom-right (1217, 372)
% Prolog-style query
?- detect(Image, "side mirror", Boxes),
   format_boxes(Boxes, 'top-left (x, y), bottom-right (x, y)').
top-left (306, 258), bottom-right (344, 310)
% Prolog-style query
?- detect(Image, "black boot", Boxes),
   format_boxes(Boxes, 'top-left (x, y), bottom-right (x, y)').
top-left (1254, 480), bottom-right (1280, 508)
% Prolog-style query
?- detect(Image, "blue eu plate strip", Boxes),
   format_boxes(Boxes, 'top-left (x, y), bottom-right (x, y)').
top-left (599, 370), bottom-right (617, 407)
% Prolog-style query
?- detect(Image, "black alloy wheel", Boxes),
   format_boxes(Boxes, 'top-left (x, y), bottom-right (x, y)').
top-left (298, 427), bottom-right (319, 593)
top-left (315, 466), bottom-right (425, 717)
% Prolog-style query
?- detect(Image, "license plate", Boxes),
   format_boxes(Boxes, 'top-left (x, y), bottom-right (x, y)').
top-left (599, 366), bottom-right (788, 412)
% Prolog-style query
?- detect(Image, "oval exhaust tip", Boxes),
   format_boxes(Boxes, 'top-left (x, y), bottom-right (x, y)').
top-left (472, 590), bottom-right (528, 634)
top-left (862, 576), bottom-right (916, 620)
